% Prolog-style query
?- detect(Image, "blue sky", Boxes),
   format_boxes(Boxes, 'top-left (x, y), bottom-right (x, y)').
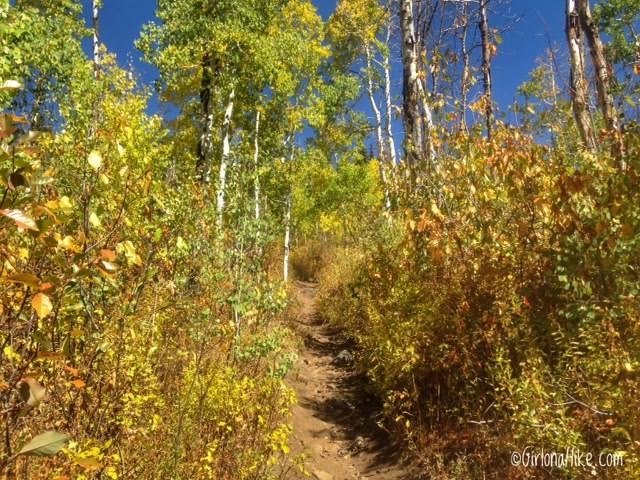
top-left (83, 0), bottom-right (566, 120)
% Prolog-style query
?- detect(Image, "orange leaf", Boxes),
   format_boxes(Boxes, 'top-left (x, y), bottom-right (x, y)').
top-left (37, 351), bottom-right (65, 361)
top-left (100, 249), bottom-right (117, 261)
top-left (64, 365), bottom-right (80, 377)
top-left (71, 379), bottom-right (86, 389)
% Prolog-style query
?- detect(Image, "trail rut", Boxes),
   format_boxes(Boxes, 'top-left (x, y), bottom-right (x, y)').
top-left (286, 281), bottom-right (419, 480)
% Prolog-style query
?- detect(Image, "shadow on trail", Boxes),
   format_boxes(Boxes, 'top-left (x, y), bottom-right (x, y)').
top-left (292, 281), bottom-right (418, 479)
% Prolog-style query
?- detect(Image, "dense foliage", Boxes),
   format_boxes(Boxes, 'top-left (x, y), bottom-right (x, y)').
top-left (318, 128), bottom-right (640, 478)
top-left (1, 0), bottom-right (639, 479)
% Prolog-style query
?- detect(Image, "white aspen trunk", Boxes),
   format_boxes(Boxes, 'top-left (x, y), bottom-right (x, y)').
top-left (282, 134), bottom-right (295, 283)
top-left (460, 9), bottom-right (470, 134)
top-left (566, 0), bottom-right (597, 151)
top-left (417, 78), bottom-right (437, 165)
top-left (577, 0), bottom-right (625, 160)
top-left (365, 44), bottom-right (392, 210)
top-left (400, 0), bottom-right (424, 168)
top-left (215, 89), bottom-right (235, 229)
top-left (92, 0), bottom-right (100, 79)
top-left (383, 16), bottom-right (397, 167)
top-left (283, 189), bottom-right (292, 283)
top-left (253, 111), bottom-right (261, 222)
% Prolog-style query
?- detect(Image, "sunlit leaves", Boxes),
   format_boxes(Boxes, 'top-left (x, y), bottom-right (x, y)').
top-left (89, 212), bottom-right (102, 228)
top-left (0, 79), bottom-right (22, 91)
top-left (74, 456), bottom-right (103, 470)
top-left (32, 293), bottom-right (53, 319)
top-left (88, 150), bottom-right (103, 171)
top-left (0, 208), bottom-right (39, 231)
top-left (4, 273), bottom-right (40, 288)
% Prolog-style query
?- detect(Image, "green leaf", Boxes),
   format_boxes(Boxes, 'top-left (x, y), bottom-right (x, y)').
top-left (16, 431), bottom-right (70, 457)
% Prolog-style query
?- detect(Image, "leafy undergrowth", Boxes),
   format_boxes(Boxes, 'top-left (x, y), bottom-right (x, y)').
top-left (315, 129), bottom-right (640, 479)
top-left (0, 62), bottom-right (300, 480)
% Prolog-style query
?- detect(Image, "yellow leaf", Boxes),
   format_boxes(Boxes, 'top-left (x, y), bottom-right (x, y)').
top-left (121, 240), bottom-right (143, 266)
top-left (32, 293), bottom-right (53, 319)
top-left (59, 196), bottom-right (73, 211)
top-left (430, 202), bottom-right (445, 221)
top-left (89, 212), bottom-right (102, 228)
top-left (3, 345), bottom-right (21, 362)
top-left (74, 457), bottom-right (102, 470)
top-left (60, 236), bottom-right (81, 253)
top-left (88, 151), bottom-right (103, 171)
top-left (4, 273), bottom-right (40, 288)
top-left (70, 327), bottom-right (84, 339)
top-left (105, 466), bottom-right (118, 479)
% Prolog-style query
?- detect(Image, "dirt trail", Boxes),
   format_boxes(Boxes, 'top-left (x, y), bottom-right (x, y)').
top-left (286, 281), bottom-right (417, 480)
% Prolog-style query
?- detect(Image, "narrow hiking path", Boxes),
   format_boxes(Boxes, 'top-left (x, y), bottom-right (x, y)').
top-left (287, 281), bottom-right (419, 480)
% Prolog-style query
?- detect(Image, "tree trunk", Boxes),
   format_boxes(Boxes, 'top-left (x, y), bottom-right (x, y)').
top-left (383, 16), bottom-right (398, 168)
top-left (283, 188), bottom-right (292, 283)
top-left (460, 3), bottom-right (470, 134)
top-left (416, 78), bottom-right (436, 166)
top-left (253, 111), bottom-right (261, 222)
top-left (399, 0), bottom-right (423, 168)
top-left (365, 44), bottom-right (392, 210)
top-left (577, 0), bottom-right (625, 160)
top-left (479, 0), bottom-right (494, 139)
top-left (92, 0), bottom-right (101, 80)
top-left (566, 0), bottom-right (597, 150)
top-left (215, 89), bottom-right (235, 229)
